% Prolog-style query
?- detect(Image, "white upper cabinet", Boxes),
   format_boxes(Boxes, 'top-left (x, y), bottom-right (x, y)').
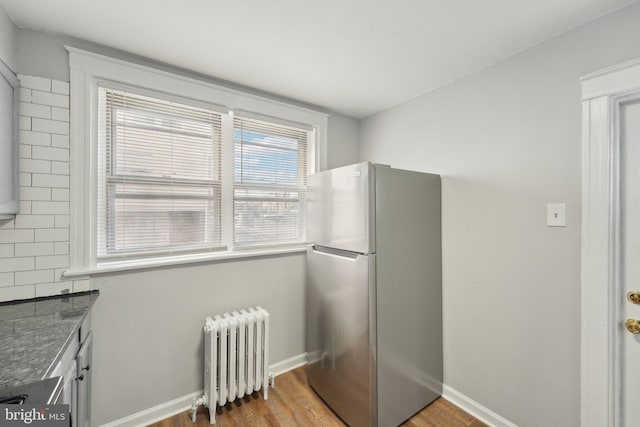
top-left (0, 60), bottom-right (18, 219)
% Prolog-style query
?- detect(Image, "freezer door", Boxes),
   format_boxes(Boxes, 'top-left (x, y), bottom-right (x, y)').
top-left (306, 246), bottom-right (376, 427)
top-left (306, 162), bottom-right (374, 253)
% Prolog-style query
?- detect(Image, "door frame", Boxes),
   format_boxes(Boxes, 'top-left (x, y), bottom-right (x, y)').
top-left (581, 57), bottom-right (640, 427)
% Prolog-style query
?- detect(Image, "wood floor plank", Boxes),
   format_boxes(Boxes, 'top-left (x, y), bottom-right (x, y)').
top-left (148, 367), bottom-right (486, 427)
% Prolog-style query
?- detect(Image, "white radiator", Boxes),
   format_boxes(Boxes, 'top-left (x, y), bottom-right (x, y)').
top-left (193, 306), bottom-right (271, 425)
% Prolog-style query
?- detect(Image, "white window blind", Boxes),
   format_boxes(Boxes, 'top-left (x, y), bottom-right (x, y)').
top-left (97, 87), bottom-right (223, 259)
top-left (233, 116), bottom-right (309, 246)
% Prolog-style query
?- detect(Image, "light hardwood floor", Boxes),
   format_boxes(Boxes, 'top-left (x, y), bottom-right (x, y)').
top-left (149, 367), bottom-right (487, 427)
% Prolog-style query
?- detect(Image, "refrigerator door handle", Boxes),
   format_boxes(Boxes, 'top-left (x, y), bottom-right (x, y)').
top-left (310, 244), bottom-right (365, 260)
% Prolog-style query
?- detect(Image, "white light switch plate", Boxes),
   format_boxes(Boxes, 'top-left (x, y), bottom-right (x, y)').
top-left (547, 203), bottom-right (566, 227)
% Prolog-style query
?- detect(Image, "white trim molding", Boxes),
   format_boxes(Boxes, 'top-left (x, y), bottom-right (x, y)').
top-left (581, 58), bottom-right (640, 427)
top-left (99, 355), bottom-right (307, 427)
top-left (98, 390), bottom-right (204, 427)
top-left (99, 351), bottom-right (516, 427)
top-left (66, 47), bottom-right (328, 276)
top-left (582, 57), bottom-right (640, 101)
top-left (269, 352), bottom-right (308, 377)
top-left (442, 385), bottom-right (518, 427)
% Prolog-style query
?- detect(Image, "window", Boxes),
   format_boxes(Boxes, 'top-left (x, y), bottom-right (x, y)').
top-left (95, 86), bottom-right (313, 261)
top-left (233, 117), bottom-right (308, 246)
top-left (68, 47), bottom-right (327, 273)
top-left (97, 88), bottom-right (223, 259)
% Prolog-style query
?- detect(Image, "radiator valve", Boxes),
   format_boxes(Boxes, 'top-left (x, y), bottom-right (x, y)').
top-left (269, 373), bottom-right (276, 388)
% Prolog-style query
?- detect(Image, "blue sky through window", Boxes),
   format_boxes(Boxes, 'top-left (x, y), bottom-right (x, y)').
top-left (234, 128), bottom-right (299, 185)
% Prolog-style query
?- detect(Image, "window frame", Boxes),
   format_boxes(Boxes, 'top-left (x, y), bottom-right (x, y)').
top-left (66, 47), bottom-right (328, 276)
top-left (96, 84), bottom-right (226, 261)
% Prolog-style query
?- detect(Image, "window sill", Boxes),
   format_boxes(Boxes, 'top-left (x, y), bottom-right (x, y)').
top-left (62, 245), bottom-right (308, 278)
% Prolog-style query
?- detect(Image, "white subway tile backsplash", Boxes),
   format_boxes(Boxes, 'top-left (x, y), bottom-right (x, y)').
top-left (19, 102), bottom-right (51, 119)
top-left (51, 161), bottom-right (70, 176)
top-left (54, 215), bottom-right (69, 228)
top-left (19, 173), bottom-right (31, 187)
top-left (51, 189), bottom-right (69, 201)
top-left (15, 215), bottom-right (55, 229)
top-left (54, 268), bottom-right (66, 282)
top-left (35, 228), bottom-right (69, 242)
top-left (0, 244), bottom-right (14, 258)
top-left (30, 202), bottom-right (56, 215)
top-left (54, 242), bottom-right (69, 255)
top-left (19, 76), bottom-right (51, 92)
top-left (51, 135), bottom-right (69, 149)
top-left (51, 107), bottom-right (69, 122)
top-left (0, 257), bottom-right (35, 273)
top-left (32, 201), bottom-right (69, 215)
top-left (51, 81), bottom-right (70, 96)
top-left (0, 76), bottom-right (88, 301)
top-left (19, 201), bottom-right (31, 215)
top-left (0, 285), bottom-right (35, 302)
top-left (19, 88), bottom-right (32, 102)
top-left (32, 146), bottom-right (69, 162)
top-left (20, 187), bottom-right (51, 201)
top-left (32, 118), bottom-right (69, 135)
top-left (15, 269), bottom-right (53, 286)
top-left (15, 243), bottom-right (54, 257)
top-left (0, 220), bottom-right (15, 230)
top-left (0, 272), bottom-right (14, 287)
top-left (19, 130), bottom-right (51, 146)
top-left (35, 281), bottom-right (72, 298)
top-left (72, 279), bottom-right (90, 292)
top-left (31, 90), bottom-right (69, 108)
top-left (20, 159), bottom-right (51, 174)
top-left (32, 174), bottom-right (69, 188)
top-left (19, 116), bottom-right (31, 130)
top-left (19, 145), bottom-right (31, 159)
top-left (36, 255), bottom-right (69, 269)
top-left (0, 229), bottom-right (34, 243)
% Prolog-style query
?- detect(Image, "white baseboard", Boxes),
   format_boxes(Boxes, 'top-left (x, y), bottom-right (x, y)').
top-left (442, 384), bottom-right (518, 427)
top-left (269, 352), bottom-right (308, 376)
top-left (99, 353), bottom-right (308, 427)
top-left (99, 390), bottom-right (203, 427)
top-left (103, 355), bottom-right (516, 427)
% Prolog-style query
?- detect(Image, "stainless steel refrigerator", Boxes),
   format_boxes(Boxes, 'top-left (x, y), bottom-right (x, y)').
top-left (306, 162), bottom-right (442, 427)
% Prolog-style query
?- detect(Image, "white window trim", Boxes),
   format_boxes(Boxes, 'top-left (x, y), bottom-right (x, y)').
top-left (65, 47), bottom-right (328, 276)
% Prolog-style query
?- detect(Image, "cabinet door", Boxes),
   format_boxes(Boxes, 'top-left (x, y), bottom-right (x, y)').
top-left (0, 62), bottom-right (18, 218)
top-left (75, 331), bottom-right (93, 427)
top-left (61, 359), bottom-right (77, 425)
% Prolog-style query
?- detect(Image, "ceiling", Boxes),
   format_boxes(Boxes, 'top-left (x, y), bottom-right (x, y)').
top-left (0, 0), bottom-right (636, 118)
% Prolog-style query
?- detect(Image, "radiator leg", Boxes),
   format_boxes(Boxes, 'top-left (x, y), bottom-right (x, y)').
top-left (191, 396), bottom-right (205, 424)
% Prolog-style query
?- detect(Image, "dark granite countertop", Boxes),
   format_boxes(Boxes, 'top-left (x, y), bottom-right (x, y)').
top-left (0, 291), bottom-right (99, 389)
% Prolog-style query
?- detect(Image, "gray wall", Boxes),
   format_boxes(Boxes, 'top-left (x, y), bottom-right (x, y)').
top-left (360, 3), bottom-right (640, 426)
top-left (10, 28), bottom-right (360, 425)
top-left (327, 114), bottom-right (360, 168)
top-left (90, 253), bottom-right (305, 425)
top-left (0, 5), bottom-right (16, 70)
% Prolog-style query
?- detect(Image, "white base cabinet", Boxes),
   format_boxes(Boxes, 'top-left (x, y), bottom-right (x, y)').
top-left (50, 314), bottom-right (93, 427)
top-left (75, 331), bottom-right (93, 427)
